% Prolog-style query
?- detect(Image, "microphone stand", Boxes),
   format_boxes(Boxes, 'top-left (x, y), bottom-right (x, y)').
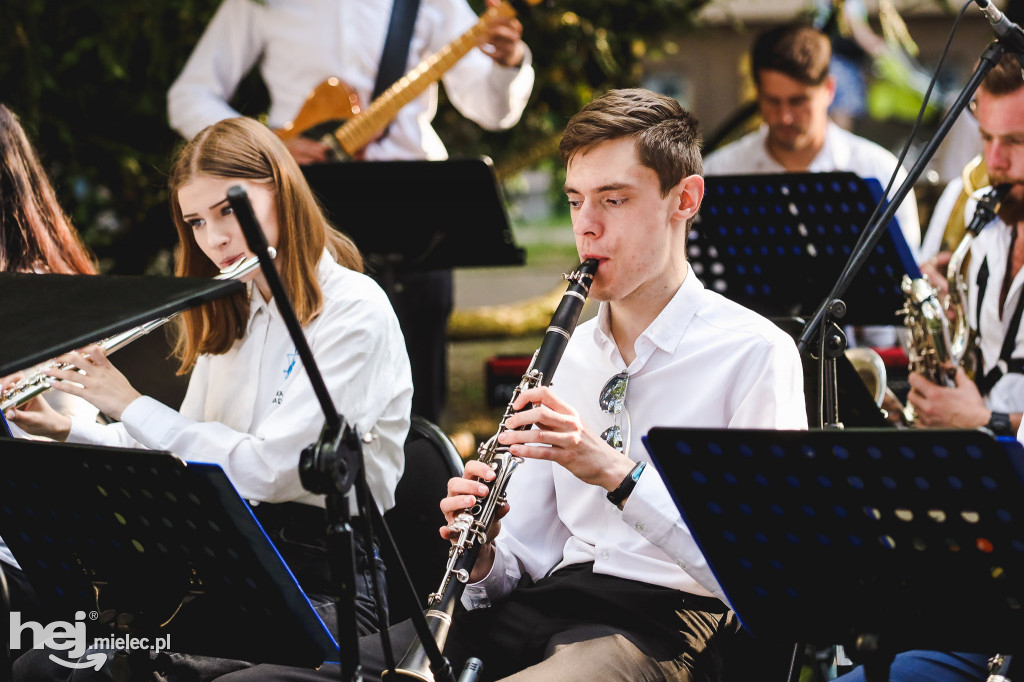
top-left (796, 37), bottom-right (1009, 431)
top-left (226, 186), bottom-right (457, 682)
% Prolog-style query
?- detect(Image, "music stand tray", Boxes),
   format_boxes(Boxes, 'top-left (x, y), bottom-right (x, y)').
top-left (643, 427), bottom-right (1024, 656)
top-left (0, 439), bottom-right (336, 667)
top-left (692, 172), bottom-right (920, 325)
top-left (302, 157), bottom-right (525, 272)
top-left (0, 272), bottom-right (241, 377)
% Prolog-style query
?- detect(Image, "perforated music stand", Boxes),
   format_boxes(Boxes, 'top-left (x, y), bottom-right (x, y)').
top-left (0, 272), bottom-right (241, 376)
top-left (301, 158), bottom-right (525, 273)
top-left (0, 438), bottom-right (336, 667)
top-left (643, 427), bottom-right (1024, 679)
top-left (691, 172), bottom-right (919, 325)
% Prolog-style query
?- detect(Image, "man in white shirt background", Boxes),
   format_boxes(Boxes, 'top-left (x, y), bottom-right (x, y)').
top-left (167, 0), bottom-right (535, 424)
top-left (214, 87), bottom-right (808, 682)
top-left (703, 22), bottom-right (921, 256)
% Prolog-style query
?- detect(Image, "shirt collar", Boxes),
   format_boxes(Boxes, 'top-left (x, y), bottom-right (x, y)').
top-left (243, 250), bottom-right (335, 333)
top-left (591, 266), bottom-right (703, 372)
top-left (810, 122), bottom-right (848, 171)
top-left (756, 121), bottom-right (842, 172)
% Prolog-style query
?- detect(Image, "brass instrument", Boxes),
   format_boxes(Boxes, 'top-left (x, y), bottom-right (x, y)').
top-left (0, 255), bottom-right (264, 412)
top-left (385, 259), bottom-right (599, 681)
top-left (845, 347), bottom-right (889, 406)
top-left (897, 183), bottom-right (1009, 424)
top-left (987, 653), bottom-right (1012, 682)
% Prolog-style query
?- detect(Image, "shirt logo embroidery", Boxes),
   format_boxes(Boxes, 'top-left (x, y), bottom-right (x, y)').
top-left (283, 350), bottom-right (299, 379)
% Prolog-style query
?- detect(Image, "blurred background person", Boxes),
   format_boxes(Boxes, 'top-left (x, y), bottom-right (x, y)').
top-left (166, 0), bottom-right (535, 425)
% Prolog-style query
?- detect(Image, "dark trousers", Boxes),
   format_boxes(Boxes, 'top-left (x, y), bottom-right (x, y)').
top-left (216, 563), bottom-right (739, 682)
top-left (374, 269), bottom-right (452, 424)
top-left (11, 504), bottom-right (388, 682)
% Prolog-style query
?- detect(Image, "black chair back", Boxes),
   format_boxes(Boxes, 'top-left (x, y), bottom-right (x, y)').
top-left (379, 416), bottom-right (464, 625)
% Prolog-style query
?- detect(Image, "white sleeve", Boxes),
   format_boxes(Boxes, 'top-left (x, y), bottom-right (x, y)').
top-left (461, 456), bottom-right (571, 608)
top-left (895, 184), bottom-right (922, 258)
top-left (726, 336), bottom-right (809, 430)
top-left (167, 0), bottom-right (265, 139)
top-left (619, 467), bottom-right (730, 604)
top-left (888, 165), bottom-right (921, 258)
top-left (918, 178), bottom-right (964, 263)
top-left (620, 336), bottom-right (807, 601)
top-left (66, 411), bottom-right (140, 450)
top-left (65, 355), bottom-right (210, 450)
top-left (118, 301), bottom-right (411, 511)
top-left (432, 0), bottom-right (534, 131)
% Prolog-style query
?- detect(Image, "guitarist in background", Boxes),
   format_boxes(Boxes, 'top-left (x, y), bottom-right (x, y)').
top-left (167, 0), bottom-right (534, 423)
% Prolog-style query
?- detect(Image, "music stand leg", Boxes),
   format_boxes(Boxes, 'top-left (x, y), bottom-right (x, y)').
top-left (325, 493), bottom-right (362, 682)
top-left (784, 642), bottom-right (802, 682)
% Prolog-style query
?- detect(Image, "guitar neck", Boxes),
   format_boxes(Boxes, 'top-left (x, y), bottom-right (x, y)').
top-left (333, 4), bottom-right (510, 155)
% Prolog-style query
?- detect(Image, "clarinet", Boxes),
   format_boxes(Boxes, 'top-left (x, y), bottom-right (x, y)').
top-left (385, 258), bottom-right (599, 681)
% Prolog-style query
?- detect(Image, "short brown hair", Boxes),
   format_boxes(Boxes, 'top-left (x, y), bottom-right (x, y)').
top-left (978, 52), bottom-right (1024, 97)
top-left (559, 88), bottom-right (702, 196)
top-left (752, 23), bottom-right (831, 86)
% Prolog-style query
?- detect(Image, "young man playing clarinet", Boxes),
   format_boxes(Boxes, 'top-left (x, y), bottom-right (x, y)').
top-left (218, 87), bottom-right (808, 682)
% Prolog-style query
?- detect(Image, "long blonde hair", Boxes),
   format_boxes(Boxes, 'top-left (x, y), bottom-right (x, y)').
top-left (169, 117), bottom-right (362, 372)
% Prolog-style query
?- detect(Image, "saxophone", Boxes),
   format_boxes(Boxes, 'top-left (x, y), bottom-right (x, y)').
top-left (898, 184), bottom-right (1009, 422)
top-left (385, 258), bottom-right (599, 681)
top-left (0, 255), bottom-right (264, 412)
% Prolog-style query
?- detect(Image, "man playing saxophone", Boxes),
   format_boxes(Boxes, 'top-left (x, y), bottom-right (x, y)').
top-left (908, 53), bottom-right (1024, 439)
top-left (219, 88), bottom-right (808, 682)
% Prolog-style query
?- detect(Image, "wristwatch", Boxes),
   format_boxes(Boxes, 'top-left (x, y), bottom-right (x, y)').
top-left (986, 411), bottom-right (1013, 436)
top-left (607, 461), bottom-right (646, 508)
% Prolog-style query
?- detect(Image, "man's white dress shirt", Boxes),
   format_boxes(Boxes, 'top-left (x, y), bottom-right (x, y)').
top-left (464, 267), bottom-right (807, 608)
top-left (167, 0), bottom-right (535, 160)
top-left (704, 122), bottom-right (921, 254)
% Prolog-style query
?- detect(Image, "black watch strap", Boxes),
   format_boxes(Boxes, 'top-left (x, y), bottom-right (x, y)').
top-left (607, 461), bottom-right (646, 507)
top-left (986, 411), bottom-right (1013, 436)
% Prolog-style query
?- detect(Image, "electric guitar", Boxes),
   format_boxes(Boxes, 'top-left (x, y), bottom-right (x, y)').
top-left (274, 0), bottom-right (531, 160)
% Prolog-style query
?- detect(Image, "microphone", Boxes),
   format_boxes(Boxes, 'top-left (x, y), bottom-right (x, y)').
top-left (975, 0), bottom-right (1024, 54)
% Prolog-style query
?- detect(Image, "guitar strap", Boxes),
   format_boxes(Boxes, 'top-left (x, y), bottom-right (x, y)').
top-left (372, 0), bottom-right (423, 100)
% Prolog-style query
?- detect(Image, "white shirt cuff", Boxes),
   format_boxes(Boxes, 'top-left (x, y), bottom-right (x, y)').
top-left (460, 541), bottom-right (521, 610)
top-left (120, 395), bottom-right (183, 452)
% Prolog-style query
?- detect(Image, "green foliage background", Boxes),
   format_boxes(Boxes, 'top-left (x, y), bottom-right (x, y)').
top-left (0, 0), bottom-right (710, 274)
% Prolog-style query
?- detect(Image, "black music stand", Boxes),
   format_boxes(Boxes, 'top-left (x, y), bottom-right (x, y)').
top-left (772, 317), bottom-right (889, 429)
top-left (692, 172), bottom-right (920, 326)
top-left (0, 439), bottom-right (337, 668)
top-left (302, 157), bottom-right (525, 278)
top-left (643, 427), bottom-right (1024, 681)
top-left (0, 272), bottom-right (241, 376)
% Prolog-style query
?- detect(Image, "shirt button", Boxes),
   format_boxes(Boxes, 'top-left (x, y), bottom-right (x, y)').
top-left (599, 550), bottom-right (610, 559)
top-left (634, 522), bottom-right (645, 532)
